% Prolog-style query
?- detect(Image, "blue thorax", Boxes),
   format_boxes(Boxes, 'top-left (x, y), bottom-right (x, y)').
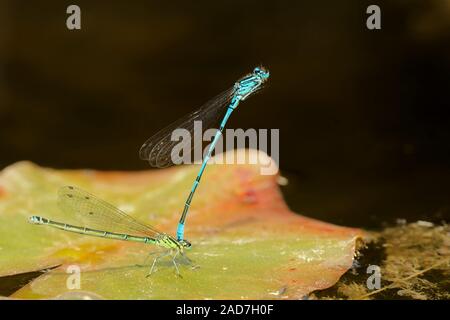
top-left (234, 67), bottom-right (270, 101)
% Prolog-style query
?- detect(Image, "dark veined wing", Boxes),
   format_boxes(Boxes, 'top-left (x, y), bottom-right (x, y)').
top-left (139, 87), bottom-right (235, 168)
top-left (57, 186), bottom-right (161, 237)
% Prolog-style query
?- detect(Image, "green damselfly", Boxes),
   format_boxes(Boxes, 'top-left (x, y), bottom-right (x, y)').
top-left (28, 186), bottom-right (193, 277)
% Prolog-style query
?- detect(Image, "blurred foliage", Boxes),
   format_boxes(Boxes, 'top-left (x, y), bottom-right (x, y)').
top-left (313, 221), bottom-right (449, 299)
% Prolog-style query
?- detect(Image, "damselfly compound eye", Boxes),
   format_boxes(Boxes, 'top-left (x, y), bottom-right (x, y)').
top-left (180, 239), bottom-right (192, 248)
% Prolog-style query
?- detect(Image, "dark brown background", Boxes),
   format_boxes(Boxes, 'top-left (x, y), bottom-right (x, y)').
top-left (1, 0), bottom-right (449, 228)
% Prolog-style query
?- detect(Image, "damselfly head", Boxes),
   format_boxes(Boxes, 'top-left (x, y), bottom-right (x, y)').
top-left (253, 66), bottom-right (270, 81)
top-left (178, 239), bottom-right (192, 249)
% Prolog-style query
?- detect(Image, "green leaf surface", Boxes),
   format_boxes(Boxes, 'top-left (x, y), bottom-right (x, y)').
top-left (0, 152), bottom-right (362, 299)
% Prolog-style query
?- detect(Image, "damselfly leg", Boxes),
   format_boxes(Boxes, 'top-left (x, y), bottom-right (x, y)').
top-left (146, 250), bottom-right (197, 277)
top-left (146, 250), bottom-right (172, 277)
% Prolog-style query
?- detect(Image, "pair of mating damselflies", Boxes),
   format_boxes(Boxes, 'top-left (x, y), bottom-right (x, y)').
top-left (29, 67), bottom-right (270, 277)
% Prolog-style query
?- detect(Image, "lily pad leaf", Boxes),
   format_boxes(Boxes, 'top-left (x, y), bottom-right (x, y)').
top-left (0, 150), bottom-right (362, 299)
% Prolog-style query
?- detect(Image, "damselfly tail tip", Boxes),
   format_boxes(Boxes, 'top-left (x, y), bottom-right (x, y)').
top-left (28, 215), bottom-right (42, 224)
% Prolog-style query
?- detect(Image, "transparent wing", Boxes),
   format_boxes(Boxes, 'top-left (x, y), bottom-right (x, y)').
top-left (57, 186), bottom-right (161, 237)
top-left (139, 87), bottom-right (235, 168)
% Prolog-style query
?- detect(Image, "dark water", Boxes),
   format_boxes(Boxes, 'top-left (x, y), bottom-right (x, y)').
top-left (280, 169), bottom-right (450, 230)
top-left (1, 0), bottom-right (449, 227)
